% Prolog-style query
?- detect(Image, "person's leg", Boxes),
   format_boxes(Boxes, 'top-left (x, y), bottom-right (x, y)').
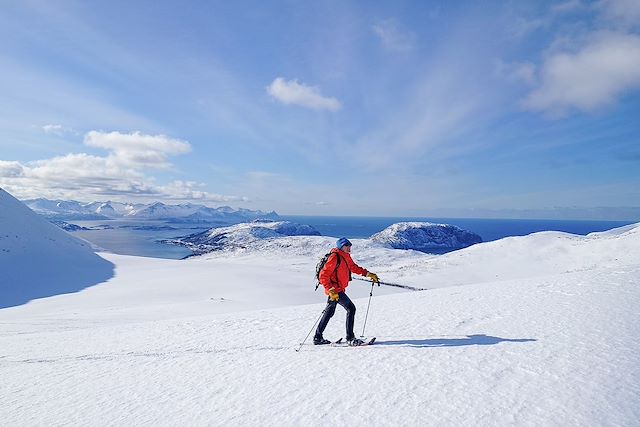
top-left (315, 298), bottom-right (338, 341)
top-left (337, 292), bottom-right (357, 340)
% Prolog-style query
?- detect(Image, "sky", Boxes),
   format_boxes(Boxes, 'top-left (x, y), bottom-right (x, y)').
top-left (0, 0), bottom-right (639, 219)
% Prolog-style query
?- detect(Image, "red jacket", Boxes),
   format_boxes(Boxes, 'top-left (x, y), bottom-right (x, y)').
top-left (319, 248), bottom-right (369, 295)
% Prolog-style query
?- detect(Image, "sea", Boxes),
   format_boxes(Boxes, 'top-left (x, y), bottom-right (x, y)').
top-left (70, 216), bottom-right (636, 260)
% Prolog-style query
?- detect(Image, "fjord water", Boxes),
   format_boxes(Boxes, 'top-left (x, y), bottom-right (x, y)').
top-left (67, 217), bottom-right (634, 260)
top-left (71, 220), bottom-right (204, 259)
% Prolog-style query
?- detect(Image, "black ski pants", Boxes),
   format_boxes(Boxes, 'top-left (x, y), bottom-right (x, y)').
top-left (315, 292), bottom-right (356, 341)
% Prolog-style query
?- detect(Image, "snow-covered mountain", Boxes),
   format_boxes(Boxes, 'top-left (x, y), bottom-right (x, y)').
top-left (23, 198), bottom-right (110, 220)
top-left (166, 220), bottom-right (322, 254)
top-left (0, 188), bottom-right (114, 309)
top-left (94, 202), bottom-right (117, 216)
top-left (165, 220), bottom-right (485, 257)
top-left (370, 221), bottom-right (483, 252)
top-left (83, 200), bottom-right (140, 217)
top-left (22, 197), bottom-right (278, 223)
top-left (125, 201), bottom-right (196, 219)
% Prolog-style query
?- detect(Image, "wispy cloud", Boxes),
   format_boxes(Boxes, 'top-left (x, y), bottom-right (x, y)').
top-left (0, 131), bottom-right (243, 203)
top-left (523, 32), bottom-right (640, 115)
top-left (266, 77), bottom-right (341, 111)
top-left (350, 51), bottom-right (498, 171)
top-left (496, 60), bottom-right (537, 85)
top-left (550, 0), bottom-right (583, 14)
top-left (372, 19), bottom-right (415, 52)
top-left (42, 124), bottom-right (72, 136)
top-left (157, 180), bottom-right (248, 203)
top-left (598, 0), bottom-right (640, 27)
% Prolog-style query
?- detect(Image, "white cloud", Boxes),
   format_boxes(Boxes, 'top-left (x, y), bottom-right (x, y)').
top-left (158, 181), bottom-right (248, 203)
top-left (266, 77), bottom-right (341, 111)
top-left (0, 131), bottom-right (243, 203)
top-left (42, 124), bottom-right (65, 135)
top-left (372, 19), bottom-right (415, 52)
top-left (84, 131), bottom-right (191, 169)
top-left (41, 123), bottom-right (79, 136)
top-left (524, 32), bottom-right (640, 114)
top-left (0, 161), bottom-right (24, 177)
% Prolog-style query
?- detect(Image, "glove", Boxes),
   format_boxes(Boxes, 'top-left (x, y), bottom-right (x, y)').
top-left (328, 287), bottom-right (339, 301)
top-left (367, 272), bottom-right (380, 284)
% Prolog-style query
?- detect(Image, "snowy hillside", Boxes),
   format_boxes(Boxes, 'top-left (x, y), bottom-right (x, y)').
top-left (0, 188), bottom-right (114, 309)
top-left (370, 221), bottom-right (482, 252)
top-left (1, 189), bottom-right (639, 425)
top-left (165, 220), bottom-right (323, 254)
top-left (381, 225), bottom-right (640, 291)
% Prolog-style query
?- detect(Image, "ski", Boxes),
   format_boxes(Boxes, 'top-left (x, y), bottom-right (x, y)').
top-left (330, 337), bottom-right (376, 347)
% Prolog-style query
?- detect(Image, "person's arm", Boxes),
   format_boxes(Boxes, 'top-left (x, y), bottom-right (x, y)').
top-left (343, 253), bottom-right (368, 276)
top-left (345, 252), bottom-right (379, 283)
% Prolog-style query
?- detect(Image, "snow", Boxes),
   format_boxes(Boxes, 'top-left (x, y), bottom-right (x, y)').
top-left (370, 221), bottom-right (482, 251)
top-left (1, 187), bottom-right (640, 425)
top-left (0, 188), bottom-right (114, 309)
top-left (22, 197), bottom-right (277, 222)
top-left (166, 220), bottom-right (323, 254)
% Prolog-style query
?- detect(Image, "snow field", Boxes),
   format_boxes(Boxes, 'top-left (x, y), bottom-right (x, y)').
top-left (2, 264), bottom-right (638, 426)
top-left (2, 187), bottom-right (640, 425)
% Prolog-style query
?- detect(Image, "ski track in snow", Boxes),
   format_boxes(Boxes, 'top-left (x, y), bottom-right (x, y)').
top-left (2, 266), bottom-right (639, 426)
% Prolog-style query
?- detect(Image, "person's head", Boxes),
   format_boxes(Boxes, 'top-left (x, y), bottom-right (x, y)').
top-left (336, 237), bottom-right (352, 252)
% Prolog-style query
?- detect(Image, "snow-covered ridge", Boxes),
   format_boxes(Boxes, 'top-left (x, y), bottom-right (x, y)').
top-left (0, 188), bottom-right (114, 309)
top-left (22, 198), bottom-right (278, 222)
top-left (166, 220), bottom-right (485, 256)
top-left (370, 222), bottom-right (482, 252)
top-left (165, 220), bottom-right (322, 254)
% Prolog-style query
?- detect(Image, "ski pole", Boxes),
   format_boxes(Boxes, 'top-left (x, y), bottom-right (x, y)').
top-left (353, 276), bottom-right (427, 291)
top-left (360, 280), bottom-right (375, 337)
top-left (295, 306), bottom-right (327, 352)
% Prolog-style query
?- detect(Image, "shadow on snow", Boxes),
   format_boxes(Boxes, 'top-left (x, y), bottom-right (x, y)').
top-left (0, 254), bottom-right (115, 310)
top-left (375, 334), bottom-right (536, 348)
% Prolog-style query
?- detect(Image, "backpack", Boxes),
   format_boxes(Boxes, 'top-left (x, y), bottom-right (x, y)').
top-left (314, 252), bottom-right (341, 291)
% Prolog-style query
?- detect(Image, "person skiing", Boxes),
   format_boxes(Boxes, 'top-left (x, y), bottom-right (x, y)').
top-left (314, 237), bottom-right (380, 346)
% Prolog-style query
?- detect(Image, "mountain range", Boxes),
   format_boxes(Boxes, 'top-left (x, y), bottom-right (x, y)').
top-left (22, 198), bottom-right (279, 223)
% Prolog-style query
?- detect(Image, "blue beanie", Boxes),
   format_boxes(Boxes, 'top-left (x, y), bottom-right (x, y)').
top-left (336, 237), bottom-right (352, 249)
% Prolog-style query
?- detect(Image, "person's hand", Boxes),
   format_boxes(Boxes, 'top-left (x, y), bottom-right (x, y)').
top-left (328, 288), bottom-right (339, 301)
top-left (367, 272), bottom-right (380, 284)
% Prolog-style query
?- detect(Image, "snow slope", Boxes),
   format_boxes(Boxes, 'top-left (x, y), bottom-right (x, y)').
top-left (0, 188), bottom-right (114, 309)
top-left (1, 197), bottom-right (639, 425)
top-left (382, 225), bottom-right (640, 290)
top-left (165, 220), bottom-right (322, 254)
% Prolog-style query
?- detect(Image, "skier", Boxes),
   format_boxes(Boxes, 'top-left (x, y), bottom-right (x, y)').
top-left (314, 237), bottom-right (380, 346)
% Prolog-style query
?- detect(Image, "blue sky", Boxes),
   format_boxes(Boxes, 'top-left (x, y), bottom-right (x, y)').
top-left (0, 0), bottom-right (639, 218)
